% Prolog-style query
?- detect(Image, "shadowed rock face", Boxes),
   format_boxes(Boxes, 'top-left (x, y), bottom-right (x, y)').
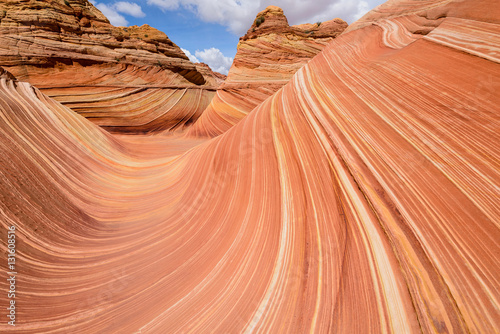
top-left (0, 0), bottom-right (499, 333)
top-left (0, 0), bottom-right (224, 133)
top-left (187, 6), bottom-right (348, 137)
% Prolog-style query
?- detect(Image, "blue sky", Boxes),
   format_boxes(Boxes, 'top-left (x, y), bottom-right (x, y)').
top-left (90, 0), bottom-right (386, 74)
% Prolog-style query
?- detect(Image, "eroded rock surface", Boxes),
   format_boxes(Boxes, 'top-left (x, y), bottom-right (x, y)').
top-left (0, 0), bottom-right (223, 133)
top-left (188, 6), bottom-right (348, 137)
top-left (0, 0), bottom-right (499, 332)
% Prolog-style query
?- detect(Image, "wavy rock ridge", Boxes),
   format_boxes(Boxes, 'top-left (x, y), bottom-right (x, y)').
top-left (0, 0), bottom-right (223, 133)
top-left (0, 0), bottom-right (499, 332)
top-left (188, 6), bottom-right (348, 137)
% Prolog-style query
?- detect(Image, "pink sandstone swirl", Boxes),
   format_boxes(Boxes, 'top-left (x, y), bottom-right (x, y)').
top-left (0, 0), bottom-right (499, 332)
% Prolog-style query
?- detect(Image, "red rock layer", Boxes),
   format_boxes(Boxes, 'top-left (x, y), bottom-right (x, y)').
top-left (0, 0), bottom-right (499, 332)
top-left (41, 85), bottom-right (215, 133)
top-left (0, 0), bottom-right (223, 133)
top-left (187, 6), bottom-right (348, 137)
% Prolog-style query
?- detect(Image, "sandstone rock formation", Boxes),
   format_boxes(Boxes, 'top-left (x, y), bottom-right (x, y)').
top-left (188, 6), bottom-right (348, 137)
top-left (0, 0), bottom-right (223, 133)
top-left (0, 0), bottom-right (499, 332)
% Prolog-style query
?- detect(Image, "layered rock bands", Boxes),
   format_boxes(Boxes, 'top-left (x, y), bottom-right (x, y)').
top-left (0, 0), bottom-right (499, 333)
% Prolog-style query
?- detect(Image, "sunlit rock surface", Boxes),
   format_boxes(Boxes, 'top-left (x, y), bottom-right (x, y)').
top-left (0, 0), bottom-right (499, 332)
top-left (0, 0), bottom-right (223, 133)
top-left (188, 6), bottom-right (348, 137)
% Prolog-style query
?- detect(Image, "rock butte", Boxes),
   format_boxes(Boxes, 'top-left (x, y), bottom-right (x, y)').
top-left (187, 6), bottom-right (348, 137)
top-left (0, 0), bottom-right (499, 333)
top-left (0, 0), bottom-right (224, 133)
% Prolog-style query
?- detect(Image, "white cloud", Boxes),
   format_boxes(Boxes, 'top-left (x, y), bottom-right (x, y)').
top-left (94, 1), bottom-right (146, 27)
top-left (146, 0), bottom-right (379, 35)
top-left (182, 47), bottom-right (233, 75)
top-left (114, 2), bottom-right (146, 18)
top-left (195, 48), bottom-right (233, 75)
top-left (147, 0), bottom-right (180, 11)
top-left (96, 3), bottom-right (128, 26)
top-left (181, 48), bottom-right (200, 63)
top-left (277, 0), bottom-right (371, 27)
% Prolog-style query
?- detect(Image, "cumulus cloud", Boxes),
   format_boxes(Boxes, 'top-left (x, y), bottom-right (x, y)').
top-left (114, 2), bottom-right (146, 18)
top-left (278, 0), bottom-right (371, 27)
top-left (181, 48), bottom-right (200, 63)
top-left (182, 48), bottom-right (233, 75)
top-left (146, 0), bottom-right (375, 35)
top-left (195, 48), bottom-right (233, 75)
top-left (96, 3), bottom-right (128, 26)
top-left (147, 0), bottom-right (181, 11)
top-left (94, 1), bottom-right (145, 27)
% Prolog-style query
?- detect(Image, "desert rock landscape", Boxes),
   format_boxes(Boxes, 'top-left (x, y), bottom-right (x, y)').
top-left (188, 6), bottom-right (348, 137)
top-left (0, 0), bottom-right (499, 333)
top-left (0, 0), bottom-right (224, 133)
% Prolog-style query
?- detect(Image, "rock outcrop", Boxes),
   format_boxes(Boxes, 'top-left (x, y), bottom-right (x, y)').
top-left (0, 0), bottom-right (223, 133)
top-left (188, 6), bottom-right (348, 137)
top-left (0, 0), bottom-right (499, 333)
